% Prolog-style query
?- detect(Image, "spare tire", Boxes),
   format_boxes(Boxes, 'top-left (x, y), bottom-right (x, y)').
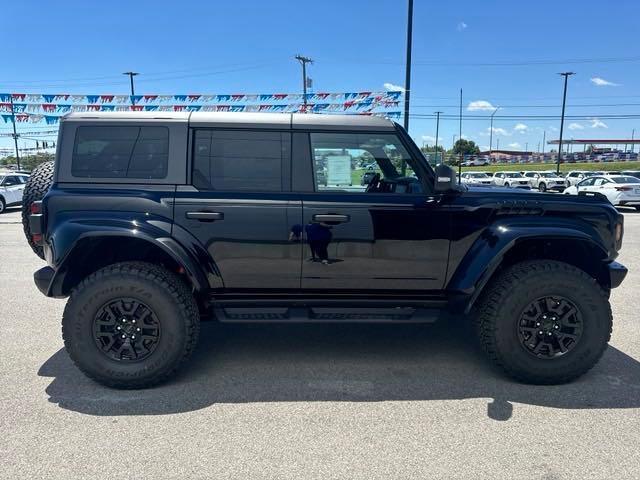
top-left (21, 161), bottom-right (54, 259)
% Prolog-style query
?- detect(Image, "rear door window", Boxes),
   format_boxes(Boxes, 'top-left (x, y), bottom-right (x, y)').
top-left (192, 129), bottom-right (289, 192)
top-left (71, 126), bottom-right (169, 179)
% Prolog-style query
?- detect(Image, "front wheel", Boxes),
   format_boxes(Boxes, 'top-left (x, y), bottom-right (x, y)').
top-left (0, 197), bottom-right (5, 214)
top-left (475, 260), bottom-right (612, 384)
top-left (538, 182), bottom-right (547, 192)
top-left (62, 262), bottom-right (200, 389)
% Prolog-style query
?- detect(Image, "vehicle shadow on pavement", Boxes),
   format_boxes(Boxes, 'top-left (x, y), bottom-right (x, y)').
top-left (39, 321), bottom-right (640, 420)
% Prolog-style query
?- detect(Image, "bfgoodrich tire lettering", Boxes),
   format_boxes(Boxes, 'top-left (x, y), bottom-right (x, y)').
top-left (476, 260), bottom-right (612, 384)
top-left (62, 262), bottom-right (200, 389)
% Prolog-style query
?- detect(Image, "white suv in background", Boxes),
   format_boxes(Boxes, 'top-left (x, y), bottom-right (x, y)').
top-left (522, 171), bottom-right (566, 192)
top-left (0, 173), bottom-right (29, 213)
top-left (565, 171), bottom-right (594, 187)
top-left (492, 171), bottom-right (531, 189)
top-left (460, 171), bottom-right (493, 186)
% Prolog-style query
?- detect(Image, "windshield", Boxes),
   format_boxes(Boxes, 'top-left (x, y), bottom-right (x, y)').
top-left (612, 176), bottom-right (640, 184)
top-left (505, 172), bottom-right (524, 178)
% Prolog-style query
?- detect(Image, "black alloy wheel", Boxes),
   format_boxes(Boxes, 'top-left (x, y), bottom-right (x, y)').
top-left (92, 297), bottom-right (161, 362)
top-left (517, 296), bottom-right (583, 359)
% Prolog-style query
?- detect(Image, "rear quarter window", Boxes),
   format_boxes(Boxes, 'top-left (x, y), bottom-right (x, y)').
top-left (71, 126), bottom-right (169, 179)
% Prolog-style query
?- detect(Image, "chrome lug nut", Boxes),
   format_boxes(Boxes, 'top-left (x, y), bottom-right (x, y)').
top-left (121, 334), bottom-right (126, 339)
top-left (132, 320), bottom-right (136, 324)
top-left (116, 326), bottom-right (121, 330)
top-left (538, 330), bottom-right (544, 335)
top-left (136, 328), bottom-right (141, 332)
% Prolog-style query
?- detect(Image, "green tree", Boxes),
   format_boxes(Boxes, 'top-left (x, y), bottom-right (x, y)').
top-left (452, 139), bottom-right (480, 156)
top-left (0, 152), bottom-right (54, 172)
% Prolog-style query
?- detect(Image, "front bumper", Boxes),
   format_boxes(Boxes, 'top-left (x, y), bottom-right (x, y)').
top-left (608, 261), bottom-right (628, 289)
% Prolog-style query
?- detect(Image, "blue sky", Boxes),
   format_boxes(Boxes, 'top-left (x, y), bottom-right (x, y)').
top-left (2, 0), bottom-right (640, 153)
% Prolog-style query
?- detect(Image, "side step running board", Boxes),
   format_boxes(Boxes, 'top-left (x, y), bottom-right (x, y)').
top-left (213, 306), bottom-right (446, 323)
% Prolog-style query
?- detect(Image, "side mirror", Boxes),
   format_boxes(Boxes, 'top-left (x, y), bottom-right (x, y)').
top-left (434, 164), bottom-right (458, 193)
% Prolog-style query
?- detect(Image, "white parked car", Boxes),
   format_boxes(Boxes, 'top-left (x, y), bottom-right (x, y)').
top-left (563, 175), bottom-right (640, 210)
top-left (564, 170), bottom-right (603, 187)
top-left (522, 171), bottom-right (566, 192)
top-left (0, 173), bottom-right (29, 213)
top-left (460, 171), bottom-right (493, 186)
top-left (492, 171), bottom-right (530, 189)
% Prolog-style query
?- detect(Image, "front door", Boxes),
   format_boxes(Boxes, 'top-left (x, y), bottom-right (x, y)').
top-left (298, 131), bottom-right (451, 291)
top-left (173, 128), bottom-right (302, 290)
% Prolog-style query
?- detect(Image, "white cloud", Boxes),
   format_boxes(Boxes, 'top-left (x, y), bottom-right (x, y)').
top-left (467, 100), bottom-right (496, 111)
top-left (514, 123), bottom-right (528, 133)
top-left (480, 145), bottom-right (490, 151)
top-left (457, 22), bottom-right (468, 31)
top-left (508, 142), bottom-right (521, 149)
top-left (568, 122), bottom-right (584, 130)
top-left (383, 82), bottom-right (405, 92)
top-left (548, 126), bottom-right (559, 132)
top-left (490, 127), bottom-right (510, 136)
top-left (590, 118), bottom-right (608, 129)
top-left (590, 77), bottom-right (619, 87)
top-left (421, 135), bottom-right (442, 144)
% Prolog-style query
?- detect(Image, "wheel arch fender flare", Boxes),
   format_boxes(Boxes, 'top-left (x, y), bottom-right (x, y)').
top-left (46, 220), bottom-right (212, 297)
top-left (447, 224), bottom-right (609, 314)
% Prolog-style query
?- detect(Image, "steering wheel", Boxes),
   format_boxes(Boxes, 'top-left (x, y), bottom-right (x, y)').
top-left (365, 173), bottom-right (381, 193)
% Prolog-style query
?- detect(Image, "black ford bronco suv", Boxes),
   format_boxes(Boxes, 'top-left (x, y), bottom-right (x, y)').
top-left (23, 112), bottom-right (627, 389)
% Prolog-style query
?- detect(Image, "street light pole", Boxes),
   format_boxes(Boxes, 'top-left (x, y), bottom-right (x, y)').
top-left (295, 55), bottom-right (313, 111)
top-left (434, 111), bottom-right (442, 164)
top-left (556, 72), bottom-right (575, 174)
top-left (489, 107), bottom-right (499, 155)
top-left (123, 71), bottom-right (139, 106)
top-left (631, 128), bottom-right (635, 153)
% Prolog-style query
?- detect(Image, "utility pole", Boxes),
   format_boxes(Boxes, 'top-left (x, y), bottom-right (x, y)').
top-left (458, 88), bottom-right (463, 179)
top-left (525, 142), bottom-right (528, 153)
top-left (556, 72), bottom-right (575, 174)
top-left (434, 111), bottom-right (442, 164)
top-left (631, 128), bottom-right (635, 153)
top-left (295, 55), bottom-right (313, 111)
top-left (542, 130), bottom-right (546, 156)
top-left (489, 107), bottom-right (499, 154)
top-left (403, 0), bottom-right (413, 132)
top-left (123, 71), bottom-right (139, 106)
top-left (9, 96), bottom-right (20, 170)
top-left (401, 0), bottom-right (414, 175)
top-left (452, 134), bottom-right (457, 149)
top-left (496, 138), bottom-right (500, 150)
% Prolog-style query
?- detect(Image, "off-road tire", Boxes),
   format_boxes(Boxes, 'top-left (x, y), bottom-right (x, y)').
top-left (21, 161), bottom-right (54, 259)
top-left (475, 260), bottom-right (612, 384)
top-left (62, 262), bottom-right (200, 389)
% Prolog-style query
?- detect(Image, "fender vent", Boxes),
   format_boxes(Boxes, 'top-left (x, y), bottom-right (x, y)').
top-left (495, 200), bottom-right (544, 216)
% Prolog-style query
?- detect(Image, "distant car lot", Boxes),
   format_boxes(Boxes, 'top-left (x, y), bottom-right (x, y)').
top-left (1, 209), bottom-right (639, 478)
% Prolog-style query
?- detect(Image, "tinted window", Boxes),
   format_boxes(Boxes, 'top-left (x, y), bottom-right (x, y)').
top-left (613, 176), bottom-right (640, 184)
top-left (72, 126), bottom-right (169, 179)
top-left (192, 130), bottom-right (287, 191)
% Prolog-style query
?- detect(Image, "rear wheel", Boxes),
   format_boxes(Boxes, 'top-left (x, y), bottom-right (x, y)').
top-left (62, 262), bottom-right (200, 389)
top-left (475, 260), bottom-right (612, 384)
top-left (21, 161), bottom-right (54, 259)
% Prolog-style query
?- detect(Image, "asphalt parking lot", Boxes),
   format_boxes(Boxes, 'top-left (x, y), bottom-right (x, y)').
top-left (1, 206), bottom-right (639, 480)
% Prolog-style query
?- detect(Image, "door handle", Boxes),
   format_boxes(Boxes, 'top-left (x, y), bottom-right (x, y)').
top-left (186, 211), bottom-right (224, 221)
top-left (313, 214), bottom-right (350, 223)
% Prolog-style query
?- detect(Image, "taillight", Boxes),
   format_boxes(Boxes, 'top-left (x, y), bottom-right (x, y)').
top-left (30, 201), bottom-right (42, 214)
top-left (614, 186), bottom-right (632, 191)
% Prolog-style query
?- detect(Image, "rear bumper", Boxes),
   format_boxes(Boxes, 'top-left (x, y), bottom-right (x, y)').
top-left (34, 266), bottom-right (55, 296)
top-left (608, 261), bottom-right (628, 289)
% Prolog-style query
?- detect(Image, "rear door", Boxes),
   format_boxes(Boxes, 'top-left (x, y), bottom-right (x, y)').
top-left (173, 128), bottom-right (302, 290)
top-left (294, 130), bottom-right (451, 291)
